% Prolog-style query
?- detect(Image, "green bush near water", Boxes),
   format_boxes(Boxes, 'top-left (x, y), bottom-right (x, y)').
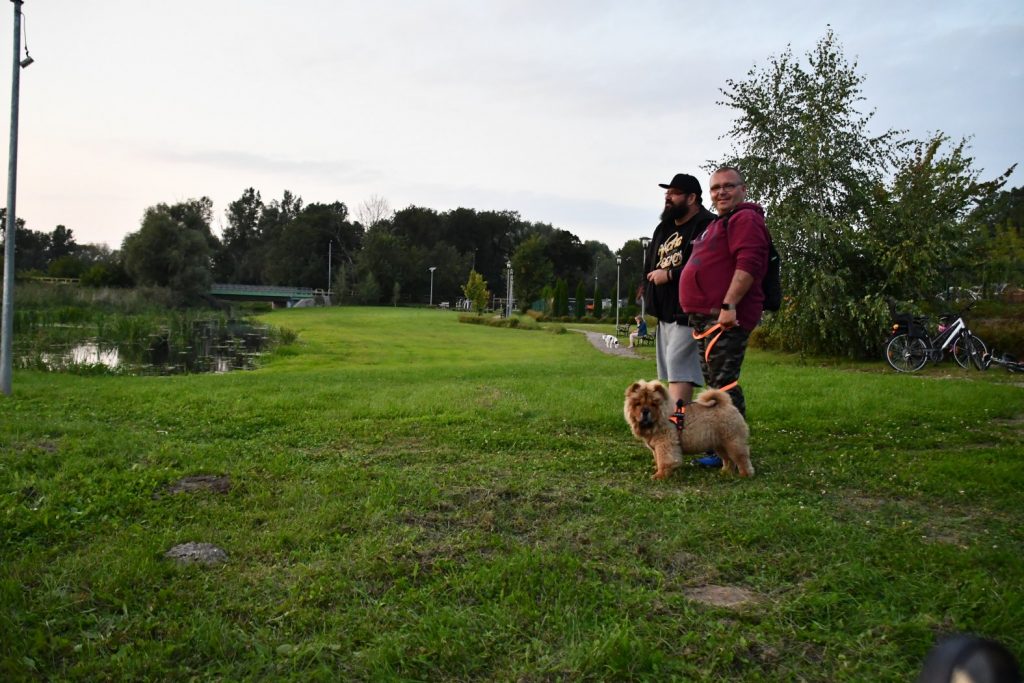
top-left (1, 307), bottom-right (1021, 681)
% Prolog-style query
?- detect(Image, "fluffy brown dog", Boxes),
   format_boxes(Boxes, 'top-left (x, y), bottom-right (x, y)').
top-left (623, 380), bottom-right (754, 479)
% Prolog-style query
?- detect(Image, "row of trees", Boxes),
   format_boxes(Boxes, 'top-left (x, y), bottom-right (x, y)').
top-left (2, 188), bottom-right (654, 311)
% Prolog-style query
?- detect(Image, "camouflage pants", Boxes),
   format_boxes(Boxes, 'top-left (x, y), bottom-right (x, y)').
top-left (688, 315), bottom-right (750, 418)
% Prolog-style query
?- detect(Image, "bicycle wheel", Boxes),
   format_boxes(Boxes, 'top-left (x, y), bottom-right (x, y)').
top-left (952, 333), bottom-right (988, 370)
top-left (967, 335), bottom-right (988, 370)
top-left (886, 334), bottom-right (928, 372)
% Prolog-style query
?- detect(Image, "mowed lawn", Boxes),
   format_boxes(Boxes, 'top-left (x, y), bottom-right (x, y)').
top-left (2, 306), bottom-right (1022, 681)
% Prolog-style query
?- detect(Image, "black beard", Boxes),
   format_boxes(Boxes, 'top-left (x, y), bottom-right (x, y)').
top-left (660, 202), bottom-right (689, 222)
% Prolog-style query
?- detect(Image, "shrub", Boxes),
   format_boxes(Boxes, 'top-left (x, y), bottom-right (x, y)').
top-left (974, 319), bottom-right (1024, 358)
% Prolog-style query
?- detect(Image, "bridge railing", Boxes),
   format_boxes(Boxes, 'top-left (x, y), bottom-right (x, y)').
top-left (210, 283), bottom-right (331, 298)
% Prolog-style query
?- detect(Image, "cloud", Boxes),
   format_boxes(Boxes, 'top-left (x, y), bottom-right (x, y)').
top-left (148, 148), bottom-right (382, 184)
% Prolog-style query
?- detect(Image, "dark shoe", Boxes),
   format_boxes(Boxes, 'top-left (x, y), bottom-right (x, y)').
top-left (693, 454), bottom-right (723, 468)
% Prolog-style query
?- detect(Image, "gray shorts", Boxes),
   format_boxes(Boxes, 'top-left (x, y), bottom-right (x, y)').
top-left (655, 321), bottom-right (704, 385)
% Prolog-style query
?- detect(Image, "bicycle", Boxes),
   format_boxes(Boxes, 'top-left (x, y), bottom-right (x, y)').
top-left (884, 301), bottom-right (988, 373)
top-left (979, 350), bottom-right (1024, 373)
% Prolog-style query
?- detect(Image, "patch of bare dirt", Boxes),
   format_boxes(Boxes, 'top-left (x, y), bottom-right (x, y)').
top-left (157, 474), bottom-right (231, 498)
top-left (683, 584), bottom-right (763, 608)
top-left (165, 542), bottom-right (228, 565)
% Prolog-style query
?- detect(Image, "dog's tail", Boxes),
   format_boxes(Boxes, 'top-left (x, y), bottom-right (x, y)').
top-left (694, 388), bottom-right (733, 407)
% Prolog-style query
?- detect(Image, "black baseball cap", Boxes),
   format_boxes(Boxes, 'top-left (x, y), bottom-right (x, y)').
top-left (658, 173), bottom-right (702, 195)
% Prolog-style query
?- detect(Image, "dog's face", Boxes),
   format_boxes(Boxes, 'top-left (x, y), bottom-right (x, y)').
top-left (623, 380), bottom-right (671, 432)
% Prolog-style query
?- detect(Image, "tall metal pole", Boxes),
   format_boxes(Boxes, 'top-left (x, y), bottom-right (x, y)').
top-left (505, 259), bottom-right (512, 317)
top-left (327, 241), bottom-right (332, 292)
top-left (639, 236), bottom-right (651, 320)
top-left (0, 0), bottom-right (24, 396)
top-left (615, 255), bottom-right (621, 330)
top-left (428, 266), bottom-right (436, 306)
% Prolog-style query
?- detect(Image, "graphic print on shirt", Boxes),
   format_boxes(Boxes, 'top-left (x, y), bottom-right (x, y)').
top-left (656, 231), bottom-right (685, 270)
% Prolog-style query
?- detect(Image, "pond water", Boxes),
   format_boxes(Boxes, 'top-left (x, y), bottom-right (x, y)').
top-left (19, 320), bottom-right (272, 376)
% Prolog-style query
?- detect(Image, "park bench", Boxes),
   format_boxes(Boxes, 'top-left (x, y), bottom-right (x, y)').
top-left (635, 333), bottom-right (655, 347)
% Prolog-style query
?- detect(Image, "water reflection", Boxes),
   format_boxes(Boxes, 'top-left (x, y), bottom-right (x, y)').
top-left (20, 319), bottom-right (271, 376)
top-left (68, 343), bottom-right (121, 367)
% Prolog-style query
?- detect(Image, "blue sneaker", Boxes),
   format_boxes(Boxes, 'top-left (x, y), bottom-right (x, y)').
top-left (693, 454), bottom-right (723, 468)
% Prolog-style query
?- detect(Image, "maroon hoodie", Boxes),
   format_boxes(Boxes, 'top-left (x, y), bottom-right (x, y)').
top-left (678, 202), bottom-right (770, 330)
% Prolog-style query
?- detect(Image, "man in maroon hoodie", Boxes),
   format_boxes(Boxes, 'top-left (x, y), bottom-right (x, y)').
top-left (679, 166), bottom-right (769, 427)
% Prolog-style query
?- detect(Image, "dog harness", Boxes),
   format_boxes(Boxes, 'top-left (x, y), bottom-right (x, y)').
top-left (670, 399), bottom-right (688, 431)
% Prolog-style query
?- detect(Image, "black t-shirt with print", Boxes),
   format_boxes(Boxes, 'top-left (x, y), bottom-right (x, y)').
top-left (643, 207), bottom-right (716, 323)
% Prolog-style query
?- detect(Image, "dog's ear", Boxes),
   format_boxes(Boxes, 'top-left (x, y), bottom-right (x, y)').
top-left (626, 381), bottom-right (642, 396)
top-left (654, 382), bottom-right (669, 399)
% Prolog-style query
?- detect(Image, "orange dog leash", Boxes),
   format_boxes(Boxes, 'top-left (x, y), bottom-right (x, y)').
top-left (692, 323), bottom-right (738, 393)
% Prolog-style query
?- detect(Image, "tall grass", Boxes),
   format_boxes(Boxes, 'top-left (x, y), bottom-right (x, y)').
top-left (1, 307), bottom-right (1021, 681)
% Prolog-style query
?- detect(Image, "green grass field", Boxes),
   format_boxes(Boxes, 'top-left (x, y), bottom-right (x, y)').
top-left (2, 307), bottom-right (1022, 681)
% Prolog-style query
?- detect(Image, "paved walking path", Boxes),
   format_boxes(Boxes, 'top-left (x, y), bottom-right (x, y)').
top-left (573, 329), bottom-right (642, 358)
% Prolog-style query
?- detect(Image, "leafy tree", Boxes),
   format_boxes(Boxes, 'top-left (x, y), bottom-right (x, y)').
top-left (389, 206), bottom-right (444, 247)
top-left (332, 263), bottom-right (351, 304)
top-left (970, 185), bottom-right (1024, 294)
top-left (48, 225), bottom-right (78, 261)
top-left (263, 202), bottom-right (360, 288)
top-left (7, 228), bottom-right (48, 273)
top-left (217, 187), bottom-right (265, 283)
top-left (258, 190), bottom-right (303, 248)
top-left (423, 243), bottom-right (471, 305)
top-left (511, 235), bottom-right (553, 311)
top-left (553, 279), bottom-right (569, 317)
top-left (574, 281), bottom-right (586, 319)
top-left (540, 228), bottom-right (591, 286)
top-left (48, 255), bottom-right (87, 279)
top-left (864, 134), bottom-right (1012, 303)
top-left (585, 240), bottom-right (617, 301)
top-left (121, 198), bottom-right (218, 303)
top-left (462, 269), bottom-right (490, 314)
top-left (712, 29), bottom-right (1011, 357)
top-left (977, 223), bottom-right (1024, 294)
top-left (0, 212), bottom-right (49, 273)
top-left (80, 261), bottom-right (131, 288)
top-left (352, 271), bottom-right (381, 305)
top-left (352, 227), bottom-right (414, 305)
top-left (539, 284), bottom-right (555, 314)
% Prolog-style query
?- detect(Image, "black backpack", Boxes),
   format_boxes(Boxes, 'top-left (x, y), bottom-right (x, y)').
top-left (720, 209), bottom-right (782, 312)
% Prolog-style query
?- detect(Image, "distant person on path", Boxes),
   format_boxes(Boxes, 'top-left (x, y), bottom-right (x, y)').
top-left (628, 315), bottom-right (648, 348)
top-left (680, 166), bottom-right (770, 434)
top-left (641, 173), bottom-right (716, 406)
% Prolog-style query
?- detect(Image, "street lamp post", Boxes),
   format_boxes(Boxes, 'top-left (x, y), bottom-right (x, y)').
top-left (1, 0), bottom-right (28, 397)
top-left (639, 236), bottom-right (651, 320)
top-left (428, 266), bottom-right (436, 306)
top-left (615, 255), bottom-right (621, 331)
top-left (505, 259), bottom-right (513, 318)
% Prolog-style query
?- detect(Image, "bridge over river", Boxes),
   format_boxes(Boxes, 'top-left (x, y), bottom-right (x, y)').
top-left (209, 283), bottom-right (331, 307)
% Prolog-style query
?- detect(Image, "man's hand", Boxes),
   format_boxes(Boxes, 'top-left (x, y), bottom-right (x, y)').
top-left (717, 307), bottom-right (738, 329)
top-left (646, 269), bottom-right (671, 286)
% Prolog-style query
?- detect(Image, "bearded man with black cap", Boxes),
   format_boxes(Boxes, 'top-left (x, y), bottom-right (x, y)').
top-left (641, 173), bottom-right (717, 409)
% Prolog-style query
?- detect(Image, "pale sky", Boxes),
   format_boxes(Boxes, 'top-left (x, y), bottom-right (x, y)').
top-left (3, 0), bottom-right (1022, 252)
